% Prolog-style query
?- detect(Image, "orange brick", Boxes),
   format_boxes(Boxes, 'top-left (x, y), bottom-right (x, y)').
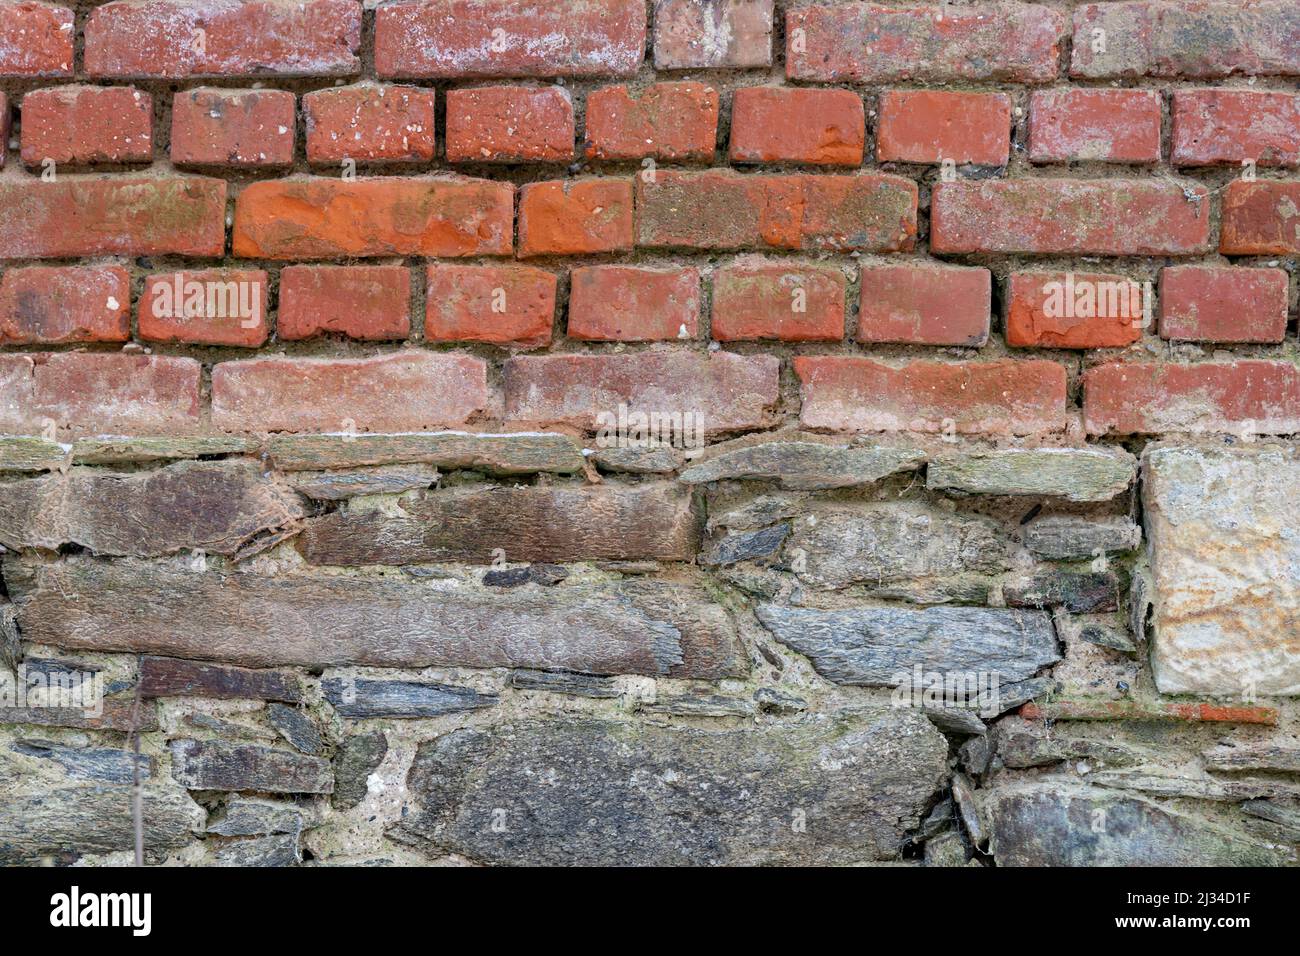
top-left (21, 85), bottom-right (152, 165)
top-left (517, 179), bottom-right (634, 257)
top-left (304, 84), bottom-right (436, 164)
top-left (1029, 88), bottom-right (1163, 163)
top-left (278, 265), bottom-right (412, 341)
top-left (171, 87), bottom-right (296, 168)
top-left (877, 90), bottom-right (1011, 166)
top-left (857, 263), bottom-right (990, 346)
top-left (568, 266), bottom-right (700, 341)
top-left (425, 265), bottom-right (556, 348)
top-left (729, 87), bottom-right (864, 166)
top-left (445, 86), bottom-right (574, 163)
top-left (1158, 266), bottom-right (1289, 344)
top-left (0, 265), bottom-right (130, 345)
top-left (711, 259), bottom-right (845, 342)
top-left (1006, 272), bottom-right (1146, 349)
top-left (585, 82), bottom-right (718, 162)
top-left (139, 270), bottom-right (269, 347)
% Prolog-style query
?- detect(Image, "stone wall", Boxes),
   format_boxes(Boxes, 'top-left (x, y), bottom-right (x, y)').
top-left (0, 0), bottom-right (1297, 866)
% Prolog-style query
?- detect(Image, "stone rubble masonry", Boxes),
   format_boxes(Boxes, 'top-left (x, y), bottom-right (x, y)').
top-left (0, 0), bottom-right (1298, 870)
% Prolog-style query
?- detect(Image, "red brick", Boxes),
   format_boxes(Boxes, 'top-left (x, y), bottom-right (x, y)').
top-left (0, 352), bottom-right (201, 436)
top-left (711, 259), bottom-right (846, 342)
top-left (0, 176), bottom-right (226, 258)
top-left (1158, 266), bottom-right (1289, 344)
top-left (21, 85), bottom-right (152, 165)
top-left (568, 266), bottom-right (700, 341)
top-left (278, 265), bottom-right (411, 341)
top-left (304, 84), bottom-right (436, 164)
top-left (1084, 361), bottom-right (1300, 435)
top-left (585, 82), bottom-right (718, 162)
top-left (425, 265), bottom-right (556, 348)
top-left (654, 0), bottom-right (773, 69)
top-left (795, 357), bottom-right (1068, 435)
top-left (445, 86), bottom-right (574, 163)
top-left (1071, 1), bottom-right (1300, 80)
top-left (139, 270), bottom-right (269, 348)
top-left (85, 0), bottom-right (361, 78)
top-left (931, 180), bottom-right (1211, 255)
top-left (788, 3), bottom-right (1065, 83)
top-left (0, 1), bottom-right (72, 77)
top-left (211, 352), bottom-right (492, 434)
top-left (0, 265), bottom-right (130, 345)
top-left (0, 92), bottom-right (7, 164)
top-left (171, 88), bottom-right (296, 168)
top-left (232, 177), bottom-right (513, 259)
top-left (1028, 89), bottom-right (1162, 164)
top-left (1221, 181), bottom-right (1300, 255)
top-left (857, 263), bottom-right (990, 346)
top-left (637, 171), bottom-right (917, 252)
top-left (1006, 272), bottom-right (1146, 349)
top-left (505, 352), bottom-right (779, 434)
top-left (877, 90), bottom-right (1010, 166)
top-left (375, 0), bottom-right (645, 78)
top-left (517, 179), bottom-right (633, 257)
top-left (1172, 90), bottom-right (1300, 167)
top-left (729, 87), bottom-right (864, 166)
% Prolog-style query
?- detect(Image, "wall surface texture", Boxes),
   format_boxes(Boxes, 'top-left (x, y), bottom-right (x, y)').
top-left (0, 0), bottom-right (1298, 867)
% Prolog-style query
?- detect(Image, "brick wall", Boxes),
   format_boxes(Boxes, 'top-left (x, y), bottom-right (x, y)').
top-left (0, 0), bottom-right (1297, 867)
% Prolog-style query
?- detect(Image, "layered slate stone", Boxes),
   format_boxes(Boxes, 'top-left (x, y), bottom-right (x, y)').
top-left (0, 437), bottom-right (66, 472)
top-left (322, 677), bottom-right (497, 718)
top-left (297, 482), bottom-right (699, 565)
top-left (1143, 444), bottom-right (1300, 695)
top-left (927, 448), bottom-right (1136, 502)
top-left (169, 740), bottom-right (334, 794)
top-left (7, 560), bottom-right (746, 679)
top-left (139, 656), bottom-right (303, 702)
top-left (0, 461), bottom-right (304, 557)
top-left (1021, 516), bottom-right (1141, 560)
top-left (679, 438), bottom-right (923, 490)
top-left (989, 783), bottom-right (1288, 866)
top-left (391, 712), bottom-right (947, 865)
top-left (265, 432), bottom-right (585, 474)
top-left (756, 604), bottom-right (1059, 685)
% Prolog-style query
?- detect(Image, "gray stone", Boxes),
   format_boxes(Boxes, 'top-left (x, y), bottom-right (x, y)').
top-left (332, 731), bottom-right (387, 810)
top-left (1203, 742), bottom-right (1300, 773)
top-left (266, 432), bottom-right (585, 474)
top-left (753, 688), bottom-right (808, 715)
top-left (1004, 569), bottom-right (1121, 613)
top-left (924, 706), bottom-right (986, 736)
top-left (213, 833), bottom-right (301, 867)
top-left (755, 604), bottom-right (1059, 686)
top-left (680, 439), bottom-right (923, 490)
top-left (322, 677), bottom-right (497, 719)
top-left (923, 829), bottom-right (969, 867)
top-left (1144, 444), bottom-right (1300, 695)
top-left (288, 465), bottom-right (439, 500)
top-left (988, 783), bottom-right (1289, 866)
top-left (700, 523), bottom-right (789, 566)
top-left (139, 656), bottom-right (302, 702)
top-left (1077, 621), bottom-right (1136, 654)
top-left (169, 740), bottom-right (334, 794)
top-left (391, 712), bottom-right (948, 865)
top-left (642, 694), bottom-right (756, 718)
top-left (708, 493), bottom-right (802, 532)
top-left (992, 718), bottom-right (1145, 770)
top-left (482, 563), bottom-right (567, 587)
top-left (1022, 516), bottom-right (1141, 560)
top-left (786, 504), bottom-right (1012, 590)
top-left (951, 772), bottom-right (988, 848)
top-left (992, 676), bottom-right (1061, 714)
top-left (1241, 799), bottom-right (1300, 837)
top-left (927, 448), bottom-right (1136, 502)
top-left (207, 797), bottom-right (304, 837)
top-left (589, 446), bottom-right (683, 474)
top-left (267, 703), bottom-right (324, 755)
top-left (1084, 769), bottom-right (1300, 803)
top-left (0, 436), bottom-right (65, 472)
top-left (11, 740), bottom-right (154, 784)
top-left (509, 670), bottom-right (619, 699)
top-left (7, 559), bottom-right (746, 680)
top-left (0, 602), bottom-right (18, 672)
top-left (70, 435), bottom-right (254, 464)
top-left (0, 460), bottom-right (304, 557)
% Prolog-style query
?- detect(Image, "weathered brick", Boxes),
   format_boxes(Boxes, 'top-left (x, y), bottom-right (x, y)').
top-left (1158, 266), bottom-right (1289, 344)
top-left (1084, 361), bottom-right (1300, 435)
top-left (170, 87), bottom-right (296, 168)
top-left (788, 2), bottom-right (1065, 83)
top-left (232, 177), bottom-right (513, 259)
top-left (0, 353), bottom-right (201, 436)
top-left (567, 266), bottom-right (700, 341)
top-left (930, 180), bottom-right (1211, 255)
top-left (277, 265), bottom-right (411, 341)
top-left (856, 263), bottom-right (990, 346)
top-left (729, 87), bottom-right (864, 166)
top-left (795, 357), bottom-right (1068, 435)
top-left (375, 0), bottom-right (645, 78)
top-left (637, 171), bottom-right (917, 252)
top-left (0, 1), bottom-right (72, 77)
top-left (711, 259), bottom-right (846, 342)
top-left (654, 0), bottom-right (772, 69)
top-left (1029, 89), bottom-right (1163, 164)
top-left (517, 179), bottom-right (633, 257)
top-left (1071, 1), bottom-right (1300, 79)
top-left (1172, 90), bottom-right (1300, 167)
top-left (445, 86), bottom-right (574, 163)
top-left (504, 352), bottom-right (779, 433)
top-left (0, 265), bottom-right (130, 345)
top-left (584, 82), bottom-right (718, 162)
top-left (1220, 180), bottom-right (1300, 255)
top-left (1006, 272), bottom-right (1145, 349)
top-left (139, 269), bottom-right (270, 347)
top-left (85, 0), bottom-right (361, 78)
top-left (211, 352), bottom-right (491, 434)
top-left (304, 84), bottom-right (436, 164)
top-left (0, 176), bottom-right (226, 258)
top-left (425, 265), bottom-right (556, 348)
top-left (876, 90), bottom-right (1010, 166)
top-left (20, 85), bottom-right (151, 165)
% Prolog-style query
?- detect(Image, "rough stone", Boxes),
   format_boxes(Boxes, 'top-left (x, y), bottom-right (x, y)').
top-left (288, 466), bottom-right (440, 500)
top-left (214, 833), bottom-right (301, 867)
top-left (1203, 742), bottom-right (1300, 773)
top-left (266, 432), bottom-right (585, 474)
top-left (679, 439), bottom-right (923, 490)
top-left (332, 731), bottom-right (388, 811)
top-left (70, 436), bottom-right (254, 465)
top-left (207, 797), bottom-right (304, 837)
top-left (508, 670), bottom-right (618, 699)
top-left (11, 740), bottom-right (153, 784)
top-left (267, 704), bottom-right (324, 755)
top-left (1004, 569), bottom-right (1121, 613)
top-left (139, 656), bottom-right (302, 703)
top-left (589, 446), bottom-right (683, 474)
top-left (0, 437), bottom-right (66, 472)
top-left (700, 524), bottom-right (789, 566)
top-left (322, 677), bottom-right (496, 719)
top-left (1022, 516), bottom-right (1142, 560)
top-left (642, 694), bottom-right (755, 718)
top-left (170, 740), bottom-right (334, 794)
top-left (927, 448), bottom-right (1136, 502)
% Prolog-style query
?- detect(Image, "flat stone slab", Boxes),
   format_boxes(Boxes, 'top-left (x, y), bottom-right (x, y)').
top-left (680, 438), bottom-right (923, 490)
top-left (322, 677), bottom-right (497, 718)
top-left (265, 432), bottom-right (585, 474)
top-left (170, 740), bottom-right (334, 794)
top-left (391, 712), bottom-right (947, 865)
top-left (928, 448), bottom-right (1136, 501)
top-left (1143, 444), bottom-right (1300, 695)
top-left (0, 436), bottom-right (67, 472)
